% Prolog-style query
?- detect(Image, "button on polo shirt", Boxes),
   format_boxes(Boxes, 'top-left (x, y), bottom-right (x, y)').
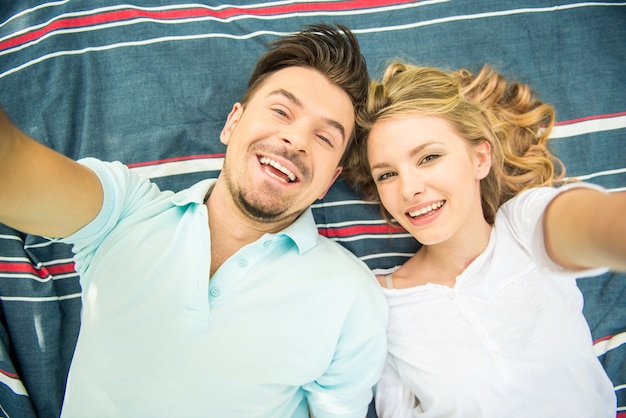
top-left (209, 236), bottom-right (287, 310)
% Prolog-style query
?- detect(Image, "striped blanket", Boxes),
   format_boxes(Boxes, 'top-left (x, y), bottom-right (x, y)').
top-left (1, 1), bottom-right (624, 416)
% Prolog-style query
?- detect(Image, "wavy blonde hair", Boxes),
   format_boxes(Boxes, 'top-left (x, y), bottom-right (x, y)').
top-left (343, 62), bottom-right (565, 224)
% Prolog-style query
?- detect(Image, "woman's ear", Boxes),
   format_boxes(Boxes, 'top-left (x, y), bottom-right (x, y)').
top-left (474, 141), bottom-right (492, 180)
top-left (220, 103), bottom-right (243, 145)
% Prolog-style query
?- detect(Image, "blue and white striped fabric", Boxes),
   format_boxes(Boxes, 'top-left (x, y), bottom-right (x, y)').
top-left (1, 1), bottom-right (625, 416)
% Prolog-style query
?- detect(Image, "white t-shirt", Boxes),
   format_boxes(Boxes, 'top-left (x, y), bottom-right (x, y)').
top-left (374, 185), bottom-right (616, 418)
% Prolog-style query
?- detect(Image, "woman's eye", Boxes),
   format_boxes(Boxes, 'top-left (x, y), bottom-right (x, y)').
top-left (376, 172), bottom-right (396, 182)
top-left (421, 154), bottom-right (440, 164)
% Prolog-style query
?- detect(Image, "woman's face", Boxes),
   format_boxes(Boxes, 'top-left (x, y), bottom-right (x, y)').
top-left (367, 115), bottom-right (491, 246)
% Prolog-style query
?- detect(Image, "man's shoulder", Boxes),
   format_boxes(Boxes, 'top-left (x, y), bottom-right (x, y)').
top-left (309, 234), bottom-right (376, 278)
top-left (314, 233), bottom-right (364, 258)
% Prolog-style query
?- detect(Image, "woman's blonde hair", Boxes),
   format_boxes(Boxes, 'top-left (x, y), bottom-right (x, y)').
top-left (343, 62), bottom-right (565, 224)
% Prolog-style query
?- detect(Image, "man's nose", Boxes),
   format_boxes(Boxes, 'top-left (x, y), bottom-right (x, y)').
top-left (280, 122), bottom-right (310, 154)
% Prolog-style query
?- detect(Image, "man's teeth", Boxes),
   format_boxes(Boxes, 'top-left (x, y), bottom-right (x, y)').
top-left (408, 201), bottom-right (444, 217)
top-left (259, 157), bottom-right (296, 182)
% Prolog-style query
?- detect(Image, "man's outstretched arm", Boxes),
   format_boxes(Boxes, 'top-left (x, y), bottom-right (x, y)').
top-left (0, 108), bottom-right (103, 238)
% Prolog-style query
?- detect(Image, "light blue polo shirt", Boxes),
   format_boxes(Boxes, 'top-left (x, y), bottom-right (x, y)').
top-left (60, 159), bottom-right (387, 418)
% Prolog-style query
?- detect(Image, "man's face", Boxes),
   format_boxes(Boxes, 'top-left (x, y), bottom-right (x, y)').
top-left (219, 66), bottom-right (354, 225)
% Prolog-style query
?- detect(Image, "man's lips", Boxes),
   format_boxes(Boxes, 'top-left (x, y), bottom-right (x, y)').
top-left (258, 156), bottom-right (297, 183)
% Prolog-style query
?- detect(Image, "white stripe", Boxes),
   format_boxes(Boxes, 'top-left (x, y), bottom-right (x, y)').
top-left (593, 331), bottom-right (626, 357)
top-left (0, 255), bottom-right (72, 263)
top-left (311, 200), bottom-right (377, 209)
top-left (0, 273), bottom-right (51, 282)
top-left (352, 2), bottom-right (626, 35)
top-left (0, 256), bottom-right (33, 263)
top-left (359, 252), bottom-right (415, 261)
top-left (0, 371), bottom-right (28, 397)
top-left (0, 293), bottom-right (82, 302)
top-left (130, 157), bottom-right (224, 179)
top-left (316, 219), bottom-right (388, 228)
top-left (550, 115), bottom-right (626, 139)
top-left (311, 200), bottom-right (378, 208)
top-left (0, 271), bottom-right (77, 280)
top-left (47, 272), bottom-right (79, 280)
top-left (0, 234), bottom-right (24, 242)
top-left (23, 239), bottom-right (57, 249)
top-left (0, 0), bottom-right (70, 28)
top-left (569, 167), bottom-right (626, 182)
top-left (40, 257), bottom-right (74, 266)
top-left (329, 234), bottom-right (413, 243)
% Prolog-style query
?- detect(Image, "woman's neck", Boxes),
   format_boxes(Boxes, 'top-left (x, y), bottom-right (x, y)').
top-left (392, 219), bottom-right (492, 288)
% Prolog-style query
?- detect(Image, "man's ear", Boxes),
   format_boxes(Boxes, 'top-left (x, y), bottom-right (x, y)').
top-left (318, 166), bottom-right (343, 200)
top-left (220, 103), bottom-right (243, 145)
top-left (474, 141), bottom-right (492, 180)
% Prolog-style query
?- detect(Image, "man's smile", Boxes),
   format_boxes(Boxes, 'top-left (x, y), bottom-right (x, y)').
top-left (258, 156), bottom-right (297, 183)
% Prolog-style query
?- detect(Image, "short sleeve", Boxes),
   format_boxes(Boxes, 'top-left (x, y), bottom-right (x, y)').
top-left (499, 184), bottom-right (609, 277)
top-left (58, 158), bottom-right (162, 285)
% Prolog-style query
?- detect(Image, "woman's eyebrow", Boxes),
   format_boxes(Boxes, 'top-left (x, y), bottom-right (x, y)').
top-left (370, 142), bottom-right (439, 171)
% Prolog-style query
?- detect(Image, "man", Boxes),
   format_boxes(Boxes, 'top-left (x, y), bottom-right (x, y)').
top-left (0, 24), bottom-right (387, 417)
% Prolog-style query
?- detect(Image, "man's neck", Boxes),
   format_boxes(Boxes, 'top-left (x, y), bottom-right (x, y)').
top-left (206, 179), bottom-right (294, 277)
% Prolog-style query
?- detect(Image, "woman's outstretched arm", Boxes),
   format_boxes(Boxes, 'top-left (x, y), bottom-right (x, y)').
top-left (544, 187), bottom-right (626, 272)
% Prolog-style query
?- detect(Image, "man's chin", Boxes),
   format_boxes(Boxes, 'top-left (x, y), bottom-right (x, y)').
top-left (236, 193), bottom-right (290, 223)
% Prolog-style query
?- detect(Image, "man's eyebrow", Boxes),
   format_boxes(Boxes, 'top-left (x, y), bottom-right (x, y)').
top-left (267, 88), bottom-right (346, 144)
top-left (324, 118), bottom-right (346, 145)
top-left (268, 88), bottom-right (301, 107)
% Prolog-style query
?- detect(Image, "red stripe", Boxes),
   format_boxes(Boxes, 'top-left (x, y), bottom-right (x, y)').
top-left (0, 261), bottom-right (76, 278)
top-left (47, 263), bottom-right (77, 275)
top-left (127, 153), bottom-right (225, 168)
top-left (0, 1), bottom-right (416, 51)
top-left (593, 334), bottom-right (615, 345)
top-left (319, 223), bottom-right (406, 238)
top-left (0, 368), bottom-right (20, 379)
top-left (555, 111), bottom-right (626, 126)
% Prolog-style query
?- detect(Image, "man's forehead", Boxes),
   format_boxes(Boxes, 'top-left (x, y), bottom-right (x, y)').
top-left (257, 67), bottom-right (353, 122)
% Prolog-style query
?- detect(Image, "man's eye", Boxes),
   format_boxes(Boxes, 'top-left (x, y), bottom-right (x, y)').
top-left (317, 135), bottom-right (333, 147)
top-left (273, 108), bottom-right (287, 117)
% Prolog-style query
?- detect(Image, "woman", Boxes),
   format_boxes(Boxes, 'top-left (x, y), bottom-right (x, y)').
top-left (344, 62), bottom-right (625, 417)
